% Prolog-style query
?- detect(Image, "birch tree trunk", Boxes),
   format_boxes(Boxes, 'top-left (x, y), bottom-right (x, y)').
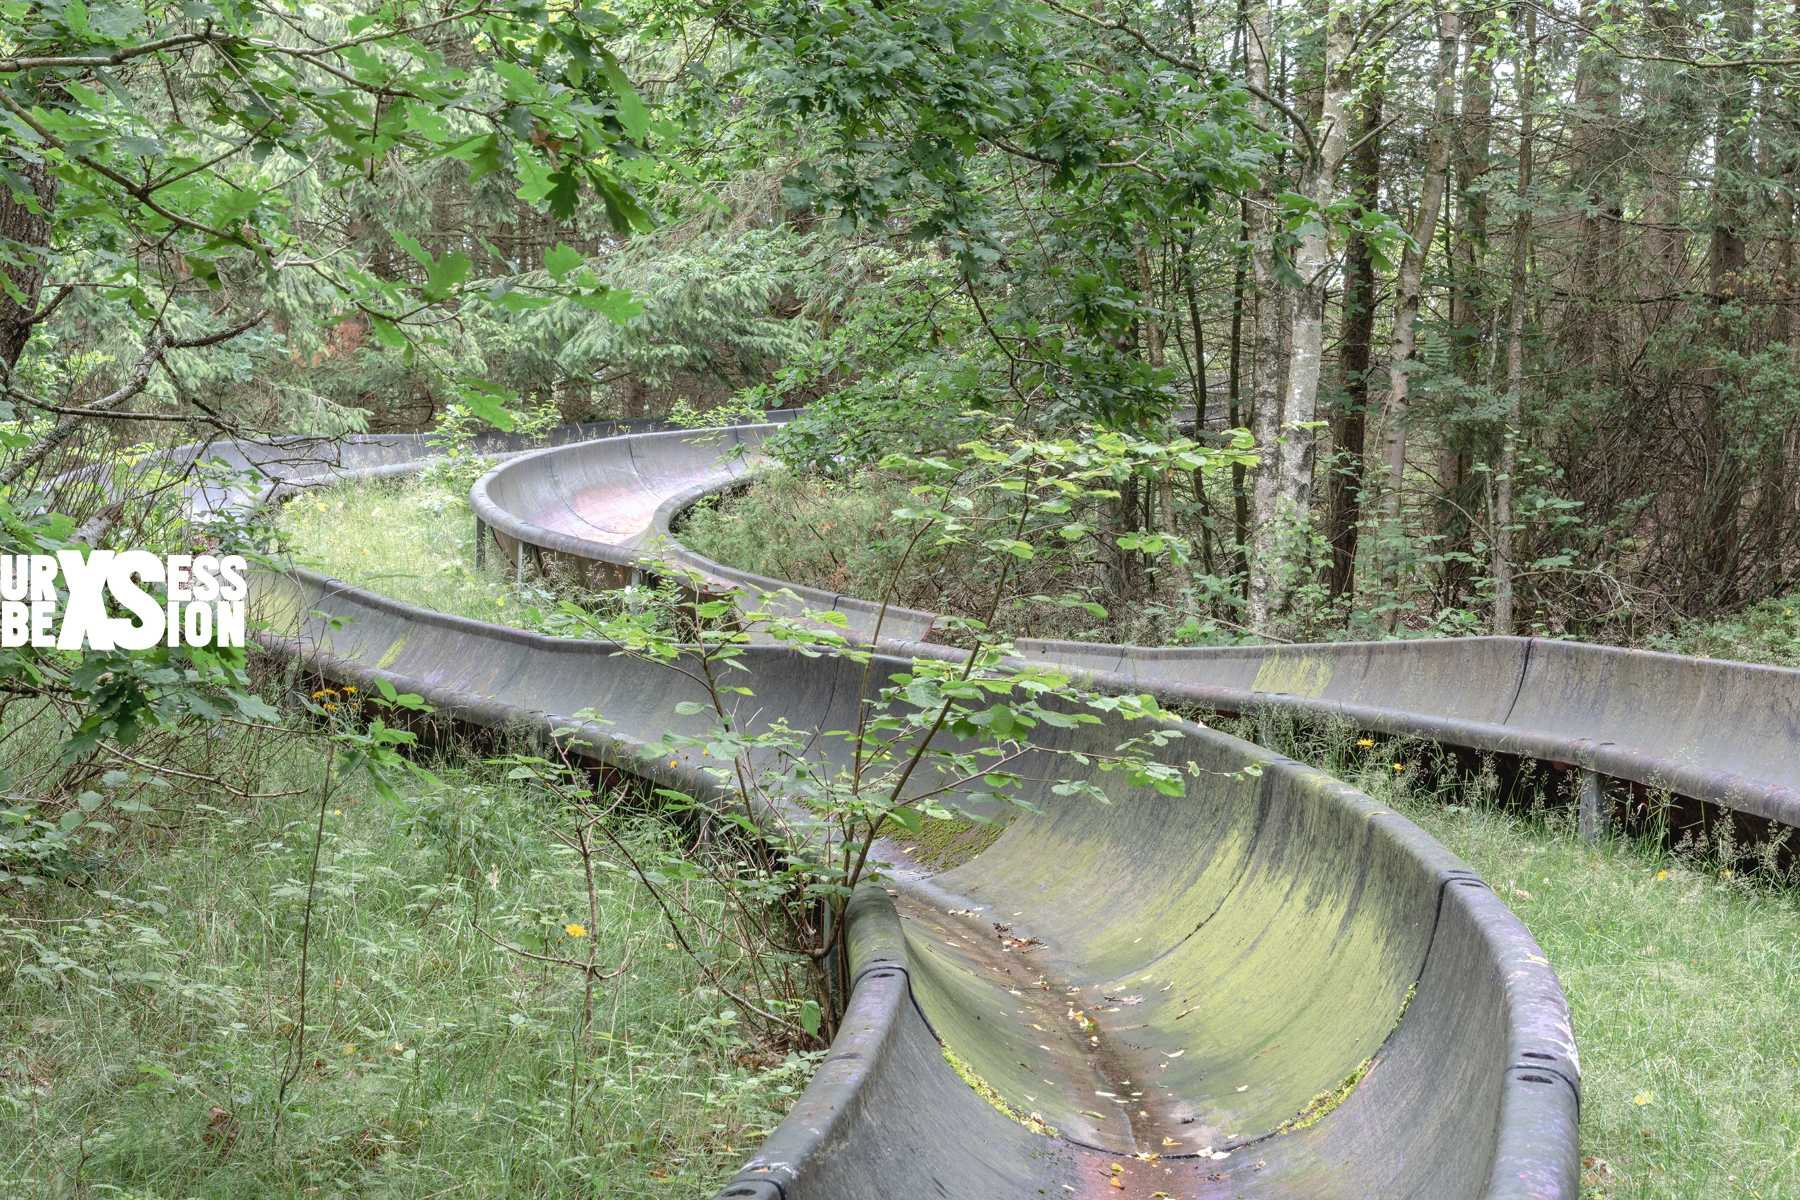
top-left (1250, 0), bottom-right (1357, 628)
top-left (1273, 3), bottom-right (1356, 534)
top-left (1493, 5), bottom-right (1535, 636)
top-left (1245, 0), bottom-right (1286, 627)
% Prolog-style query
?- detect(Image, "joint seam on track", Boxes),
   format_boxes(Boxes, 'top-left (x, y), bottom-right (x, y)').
top-left (1502, 638), bottom-right (1535, 727)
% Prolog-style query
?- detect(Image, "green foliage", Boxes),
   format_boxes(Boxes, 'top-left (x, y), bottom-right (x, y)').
top-left (680, 467), bottom-right (925, 596)
top-left (769, 370), bottom-right (999, 475)
top-left (1, 0), bottom-right (653, 306)
top-left (0, 490), bottom-right (280, 885)
top-left (667, 388), bottom-right (769, 430)
top-left (420, 396), bottom-right (561, 494)
top-left (479, 229), bottom-right (816, 404)
top-left (0, 0), bottom-right (657, 443)
top-left (694, 421), bottom-right (1257, 645)
top-left (537, 513), bottom-right (1188, 1040)
top-left (1647, 594), bottom-right (1800, 669)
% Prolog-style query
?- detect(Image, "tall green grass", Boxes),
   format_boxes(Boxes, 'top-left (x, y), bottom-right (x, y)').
top-left (0, 733), bottom-right (809, 1199)
top-left (276, 478), bottom-right (539, 626)
top-left (1648, 595), bottom-right (1800, 669)
top-left (678, 468), bottom-right (921, 602)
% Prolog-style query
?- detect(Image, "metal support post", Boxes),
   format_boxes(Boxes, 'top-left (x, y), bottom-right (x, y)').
top-left (1577, 768), bottom-right (1609, 842)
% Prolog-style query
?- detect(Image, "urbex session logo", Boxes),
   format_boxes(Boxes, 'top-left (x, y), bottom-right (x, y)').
top-left (0, 552), bottom-right (249, 650)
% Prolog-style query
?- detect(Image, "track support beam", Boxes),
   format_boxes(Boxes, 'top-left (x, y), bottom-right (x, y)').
top-left (1578, 767), bottom-right (1609, 842)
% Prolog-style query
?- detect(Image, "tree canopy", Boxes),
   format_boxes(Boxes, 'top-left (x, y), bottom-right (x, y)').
top-left (8, 0), bottom-right (1800, 649)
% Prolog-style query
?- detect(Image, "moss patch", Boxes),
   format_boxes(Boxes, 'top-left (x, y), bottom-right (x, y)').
top-left (907, 811), bottom-right (1014, 871)
top-left (1281, 1057), bottom-right (1372, 1133)
top-left (1280, 982), bottom-right (1412, 1134)
top-left (941, 1044), bottom-right (1057, 1137)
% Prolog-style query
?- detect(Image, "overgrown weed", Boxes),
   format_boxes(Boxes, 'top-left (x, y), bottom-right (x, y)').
top-left (1647, 594), bottom-right (1800, 669)
top-left (0, 712), bottom-right (812, 1198)
top-left (275, 475), bottom-right (675, 639)
top-left (679, 462), bottom-right (1251, 648)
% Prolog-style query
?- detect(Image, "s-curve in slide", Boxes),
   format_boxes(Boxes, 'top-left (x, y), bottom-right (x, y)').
top-left (475, 423), bottom-right (1800, 833)
top-left (247, 420), bottom-right (1594, 1198)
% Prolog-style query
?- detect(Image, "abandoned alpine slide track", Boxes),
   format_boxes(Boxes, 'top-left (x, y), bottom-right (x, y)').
top-left (204, 418), bottom-right (1649, 1198)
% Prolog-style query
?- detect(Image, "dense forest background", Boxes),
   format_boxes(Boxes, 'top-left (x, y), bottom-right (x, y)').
top-left (8, 0), bottom-right (1800, 645)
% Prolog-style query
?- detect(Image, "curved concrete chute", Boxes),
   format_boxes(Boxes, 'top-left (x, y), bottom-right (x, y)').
top-left (196, 416), bottom-right (1589, 1196)
top-left (251, 562), bottom-right (1577, 1199)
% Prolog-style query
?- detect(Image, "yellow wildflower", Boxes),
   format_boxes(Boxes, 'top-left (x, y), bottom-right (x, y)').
top-left (1356, 739), bottom-right (1374, 747)
top-left (1392, 763), bottom-right (1404, 771)
top-left (564, 923), bottom-right (587, 938)
top-left (344, 686), bottom-right (356, 694)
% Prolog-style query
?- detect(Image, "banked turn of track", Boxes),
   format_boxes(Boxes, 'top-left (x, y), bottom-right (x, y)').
top-left (226, 419), bottom-right (1624, 1198)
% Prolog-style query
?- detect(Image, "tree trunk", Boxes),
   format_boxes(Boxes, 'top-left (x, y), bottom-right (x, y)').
top-left (1450, 10), bottom-right (1492, 374)
top-left (1245, 0), bottom-right (1286, 628)
top-left (1227, 220), bottom-right (1251, 592)
top-left (1251, 0), bottom-right (1355, 628)
top-left (1434, 9), bottom-right (1491, 612)
top-left (1692, 0), bottom-right (1755, 611)
top-left (1493, 5), bottom-right (1535, 637)
top-left (1326, 81), bottom-right (1382, 603)
top-left (1380, 8), bottom-right (1461, 532)
top-left (1565, 0), bottom-right (1624, 380)
top-left (0, 158), bottom-right (58, 370)
top-left (1273, 1), bottom-right (1356, 534)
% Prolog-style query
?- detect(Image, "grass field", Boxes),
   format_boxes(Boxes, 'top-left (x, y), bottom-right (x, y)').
top-left (0, 743), bottom-right (810, 1199)
top-left (276, 477), bottom-right (532, 625)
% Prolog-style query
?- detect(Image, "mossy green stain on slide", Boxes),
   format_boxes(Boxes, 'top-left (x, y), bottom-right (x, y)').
top-left (901, 915), bottom-right (1123, 1149)
top-left (941, 1043), bottom-right (1058, 1138)
top-left (375, 630), bottom-right (415, 671)
top-left (247, 572), bottom-right (310, 637)
top-left (1253, 651), bottom-right (1335, 698)
top-left (911, 725), bottom-right (1430, 1156)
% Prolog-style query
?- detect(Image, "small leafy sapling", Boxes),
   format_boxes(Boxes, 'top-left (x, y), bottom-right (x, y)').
top-left (539, 430), bottom-right (1208, 1042)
